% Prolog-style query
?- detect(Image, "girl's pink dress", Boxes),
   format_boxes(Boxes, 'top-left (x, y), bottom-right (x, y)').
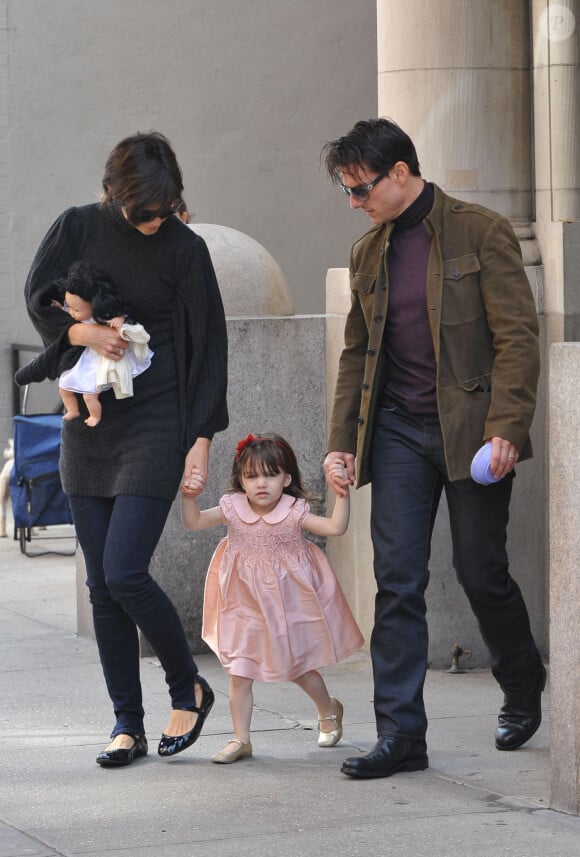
top-left (202, 492), bottom-right (364, 682)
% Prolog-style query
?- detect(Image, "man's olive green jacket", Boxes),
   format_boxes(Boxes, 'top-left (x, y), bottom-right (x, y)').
top-left (327, 185), bottom-right (540, 486)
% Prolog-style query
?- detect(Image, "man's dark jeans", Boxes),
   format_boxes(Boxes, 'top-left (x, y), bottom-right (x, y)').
top-left (69, 494), bottom-right (199, 738)
top-left (370, 404), bottom-right (543, 739)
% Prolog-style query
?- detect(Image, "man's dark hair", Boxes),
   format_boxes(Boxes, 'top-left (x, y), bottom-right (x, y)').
top-left (322, 118), bottom-right (421, 182)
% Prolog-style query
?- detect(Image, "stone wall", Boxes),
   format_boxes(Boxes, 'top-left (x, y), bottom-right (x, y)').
top-left (0, 0), bottom-right (377, 446)
top-left (149, 314), bottom-right (327, 653)
top-left (549, 342), bottom-right (580, 815)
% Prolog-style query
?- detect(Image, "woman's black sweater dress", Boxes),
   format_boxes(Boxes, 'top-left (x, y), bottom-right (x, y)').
top-left (21, 203), bottom-right (228, 500)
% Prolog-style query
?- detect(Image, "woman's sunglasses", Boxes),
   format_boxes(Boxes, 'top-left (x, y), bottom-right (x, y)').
top-left (130, 201), bottom-right (181, 225)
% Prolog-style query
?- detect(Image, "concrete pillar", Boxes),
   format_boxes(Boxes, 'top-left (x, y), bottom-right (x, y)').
top-left (325, 270), bottom-right (375, 646)
top-left (549, 343), bottom-right (580, 815)
top-left (533, 0), bottom-right (580, 223)
top-left (532, 0), bottom-right (580, 343)
top-left (377, 0), bottom-right (532, 217)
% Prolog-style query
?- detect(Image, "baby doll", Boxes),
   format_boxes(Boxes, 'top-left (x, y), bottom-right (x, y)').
top-left (55, 262), bottom-right (153, 426)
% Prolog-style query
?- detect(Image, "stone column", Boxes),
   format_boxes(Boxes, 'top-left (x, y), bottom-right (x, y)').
top-left (377, 0), bottom-right (532, 217)
top-left (325, 270), bottom-right (375, 648)
top-left (532, 0), bottom-right (580, 343)
top-left (549, 343), bottom-right (580, 815)
top-left (533, 0), bottom-right (580, 223)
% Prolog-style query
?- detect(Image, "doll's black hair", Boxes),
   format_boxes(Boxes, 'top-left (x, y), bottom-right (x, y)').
top-left (58, 261), bottom-right (131, 324)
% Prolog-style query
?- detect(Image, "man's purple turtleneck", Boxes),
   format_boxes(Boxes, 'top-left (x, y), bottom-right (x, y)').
top-left (382, 181), bottom-right (437, 416)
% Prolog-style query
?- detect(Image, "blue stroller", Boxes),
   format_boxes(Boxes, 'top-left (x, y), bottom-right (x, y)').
top-left (9, 412), bottom-right (75, 556)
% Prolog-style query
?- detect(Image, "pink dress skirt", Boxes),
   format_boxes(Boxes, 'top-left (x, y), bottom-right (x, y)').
top-left (202, 492), bottom-right (364, 682)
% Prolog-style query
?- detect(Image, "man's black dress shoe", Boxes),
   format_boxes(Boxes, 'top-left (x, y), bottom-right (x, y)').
top-left (495, 665), bottom-right (546, 751)
top-left (96, 734), bottom-right (148, 768)
top-left (341, 736), bottom-right (428, 779)
top-left (158, 676), bottom-right (215, 757)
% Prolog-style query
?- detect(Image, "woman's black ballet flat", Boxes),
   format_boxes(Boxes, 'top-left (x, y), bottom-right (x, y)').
top-left (157, 677), bottom-right (215, 757)
top-left (96, 734), bottom-right (148, 768)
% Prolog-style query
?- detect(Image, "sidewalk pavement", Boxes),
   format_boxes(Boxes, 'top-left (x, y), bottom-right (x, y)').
top-left (1, 526), bottom-right (578, 857)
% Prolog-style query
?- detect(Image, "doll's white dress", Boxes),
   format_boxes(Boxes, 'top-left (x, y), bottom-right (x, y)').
top-left (59, 318), bottom-right (153, 399)
top-left (202, 492), bottom-right (364, 682)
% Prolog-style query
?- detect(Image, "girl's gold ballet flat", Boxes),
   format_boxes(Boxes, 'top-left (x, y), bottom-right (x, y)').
top-left (318, 697), bottom-right (344, 747)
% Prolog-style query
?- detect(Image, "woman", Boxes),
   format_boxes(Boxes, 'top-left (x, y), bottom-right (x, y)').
top-left (22, 132), bottom-right (228, 767)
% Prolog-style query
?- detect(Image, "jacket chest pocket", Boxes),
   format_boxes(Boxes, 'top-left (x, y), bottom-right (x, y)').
top-left (441, 253), bottom-right (484, 325)
top-left (352, 272), bottom-right (378, 328)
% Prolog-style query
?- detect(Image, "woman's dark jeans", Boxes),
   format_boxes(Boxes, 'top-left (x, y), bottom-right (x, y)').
top-left (370, 404), bottom-right (543, 739)
top-left (69, 494), bottom-right (198, 738)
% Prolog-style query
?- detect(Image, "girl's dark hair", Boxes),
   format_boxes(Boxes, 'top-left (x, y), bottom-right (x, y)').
top-left (322, 117), bottom-right (421, 182)
top-left (58, 261), bottom-right (130, 324)
top-left (101, 131), bottom-right (184, 223)
top-left (231, 433), bottom-right (307, 500)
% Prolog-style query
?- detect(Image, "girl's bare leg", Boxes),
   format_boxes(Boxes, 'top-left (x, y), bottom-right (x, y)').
top-left (229, 675), bottom-right (254, 743)
top-left (211, 675), bottom-right (254, 763)
top-left (83, 393), bottom-right (102, 427)
top-left (292, 669), bottom-right (338, 731)
top-left (60, 388), bottom-right (81, 421)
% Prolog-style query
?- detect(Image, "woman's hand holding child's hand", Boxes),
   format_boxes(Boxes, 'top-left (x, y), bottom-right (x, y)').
top-left (181, 438), bottom-right (211, 498)
top-left (181, 465), bottom-right (205, 497)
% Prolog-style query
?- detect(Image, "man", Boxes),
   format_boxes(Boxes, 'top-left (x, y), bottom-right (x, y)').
top-left (322, 118), bottom-right (545, 779)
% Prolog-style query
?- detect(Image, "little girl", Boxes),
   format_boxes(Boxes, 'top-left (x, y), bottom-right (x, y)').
top-left (57, 261), bottom-right (152, 426)
top-left (181, 432), bottom-right (364, 764)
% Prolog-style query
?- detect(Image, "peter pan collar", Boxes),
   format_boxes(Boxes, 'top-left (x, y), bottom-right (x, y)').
top-left (231, 492), bottom-right (296, 524)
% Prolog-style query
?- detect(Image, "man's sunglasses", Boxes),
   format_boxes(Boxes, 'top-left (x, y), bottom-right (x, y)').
top-left (340, 167), bottom-right (391, 201)
top-left (130, 201), bottom-right (181, 224)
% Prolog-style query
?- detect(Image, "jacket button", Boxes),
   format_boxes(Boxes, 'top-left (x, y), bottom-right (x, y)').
top-left (357, 417), bottom-right (365, 425)
top-left (374, 315), bottom-right (383, 323)
top-left (452, 203), bottom-right (462, 211)
top-left (366, 348), bottom-right (376, 356)
top-left (361, 382), bottom-right (369, 390)
top-left (453, 269), bottom-right (461, 278)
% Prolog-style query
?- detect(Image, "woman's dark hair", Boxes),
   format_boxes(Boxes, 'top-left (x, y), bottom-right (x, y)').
top-left (230, 433), bottom-right (307, 500)
top-left (175, 199), bottom-right (190, 222)
top-left (322, 117), bottom-right (421, 182)
top-left (58, 261), bottom-right (130, 324)
top-left (101, 131), bottom-right (184, 223)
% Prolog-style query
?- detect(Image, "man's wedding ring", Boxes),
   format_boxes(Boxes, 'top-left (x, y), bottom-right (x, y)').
top-left (507, 453), bottom-right (515, 459)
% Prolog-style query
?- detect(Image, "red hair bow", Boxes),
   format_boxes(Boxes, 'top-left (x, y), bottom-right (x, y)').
top-left (235, 434), bottom-right (257, 459)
